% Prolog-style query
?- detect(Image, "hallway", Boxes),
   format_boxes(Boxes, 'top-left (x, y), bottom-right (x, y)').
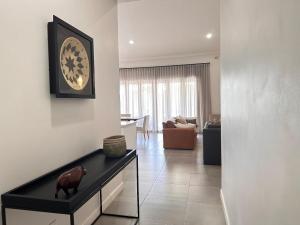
top-left (97, 133), bottom-right (225, 225)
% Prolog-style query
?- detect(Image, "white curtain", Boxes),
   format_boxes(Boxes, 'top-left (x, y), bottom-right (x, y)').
top-left (120, 64), bottom-right (211, 132)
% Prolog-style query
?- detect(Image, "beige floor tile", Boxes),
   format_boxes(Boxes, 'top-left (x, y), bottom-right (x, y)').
top-left (138, 163), bottom-right (165, 172)
top-left (165, 158), bottom-right (202, 164)
top-left (124, 170), bottom-right (160, 183)
top-left (140, 201), bottom-right (186, 225)
top-left (199, 166), bottom-right (221, 177)
top-left (185, 202), bottom-right (226, 225)
top-left (156, 173), bottom-right (191, 185)
top-left (137, 220), bottom-right (166, 225)
top-left (190, 173), bottom-right (221, 187)
top-left (146, 183), bottom-right (189, 202)
top-left (188, 186), bottom-right (221, 205)
top-left (94, 133), bottom-right (225, 225)
top-left (103, 195), bottom-right (138, 216)
top-left (94, 216), bottom-right (136, 225)
top-left (161, 164), bottom-right (205, 174)
top-left (115, 181), bottom-right (152, 204)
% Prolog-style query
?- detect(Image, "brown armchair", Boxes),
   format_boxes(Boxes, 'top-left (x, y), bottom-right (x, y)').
top-left (163, 128), bottom-right (197, 150)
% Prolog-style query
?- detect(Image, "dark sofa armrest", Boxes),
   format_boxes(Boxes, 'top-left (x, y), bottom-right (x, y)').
top-left (203, 127), bottom-right (221, 165)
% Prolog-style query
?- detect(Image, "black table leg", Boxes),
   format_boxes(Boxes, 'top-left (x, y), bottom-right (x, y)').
top-left (2, 206), bottom-right (6, 225)
top-left (101, 156), bottom-right (140, 222)
top-left (136, 155), bottom-right (140, 219)
top-left (70, 213), bottom-right (74, 225)
top-left (100, 188), bottom-right (103, 214)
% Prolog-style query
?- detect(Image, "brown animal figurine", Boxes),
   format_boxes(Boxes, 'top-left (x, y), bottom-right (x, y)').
top-left (55, 166), bottom-right (87, 198)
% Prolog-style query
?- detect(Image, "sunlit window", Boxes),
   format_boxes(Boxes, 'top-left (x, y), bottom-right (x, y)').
top-left (120, 74), bottom-right (198, 131)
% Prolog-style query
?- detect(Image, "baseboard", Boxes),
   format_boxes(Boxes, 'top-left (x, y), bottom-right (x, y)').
top-left (102, 181), bottom-right (124, 211)
top-left (220, 189), bottom-right (231, 225)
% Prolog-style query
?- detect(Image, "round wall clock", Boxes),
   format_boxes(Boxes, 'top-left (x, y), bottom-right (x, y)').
top-left (59, 37), bottom-right (90, 91)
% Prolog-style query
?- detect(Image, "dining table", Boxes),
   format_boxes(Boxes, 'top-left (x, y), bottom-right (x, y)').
top-left (120, 116), bottom-right (144, 121)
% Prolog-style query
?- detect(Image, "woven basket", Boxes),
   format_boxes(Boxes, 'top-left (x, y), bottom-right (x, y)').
top-left (103, 135), bottom-right (127, 158)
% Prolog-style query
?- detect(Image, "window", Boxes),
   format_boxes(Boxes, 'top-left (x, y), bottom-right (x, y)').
top-left (120, 64), bottom-right (211, 131)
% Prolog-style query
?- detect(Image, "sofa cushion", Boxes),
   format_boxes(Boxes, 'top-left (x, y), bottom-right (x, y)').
top-left (163, 120), bottom-right (177, 129)
top-left (175, 123), bottom-right (196, 129)
top-left (175, 115), bottom-right (188, 124)
top-left (186, 118), bottom-right (197, 125)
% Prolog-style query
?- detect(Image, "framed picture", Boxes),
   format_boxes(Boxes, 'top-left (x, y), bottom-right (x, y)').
top-left (48, 16), bottom-right (95, 98)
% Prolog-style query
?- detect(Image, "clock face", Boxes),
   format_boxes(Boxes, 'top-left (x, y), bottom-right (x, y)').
top-left (59, 37), bottom-right (90, 91)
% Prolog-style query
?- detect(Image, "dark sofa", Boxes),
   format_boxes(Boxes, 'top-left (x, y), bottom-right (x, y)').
top-left (203, 123), bottom-right (221, 165)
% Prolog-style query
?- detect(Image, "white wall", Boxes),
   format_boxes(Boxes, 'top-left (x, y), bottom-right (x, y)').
top-left (120, 53), bottom-right (221, 114)
top-left (221, 0), bottom-right (300, 225)
top-left (0, 0), bottom-right (120, 221)
top-left (209, 57), bottom-right (221, 114)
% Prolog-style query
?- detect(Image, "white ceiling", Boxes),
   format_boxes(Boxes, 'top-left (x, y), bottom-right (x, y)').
top-left (118, 0), bottom-right (220, 61)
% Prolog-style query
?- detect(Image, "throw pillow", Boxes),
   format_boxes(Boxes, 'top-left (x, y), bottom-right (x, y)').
top-left (175, 115), bottom-right (187, 124)
top-left (162, 120), bottom-right (177, 129)
top-left (166, 120), bottom-right (176, 128)
top-left (162, 122), bottom-right (167, 129)
top-left (186, 118), bottom-right (197, 125)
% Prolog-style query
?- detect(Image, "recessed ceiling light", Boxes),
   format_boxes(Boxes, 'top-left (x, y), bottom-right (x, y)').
top-left (206, 33), bottom-right (213, 39)
top-left (129, 40), bottom-right (135, 45)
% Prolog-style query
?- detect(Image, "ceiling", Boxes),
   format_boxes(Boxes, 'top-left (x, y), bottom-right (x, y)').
top-left (118, 0), bottom-right (220, 61)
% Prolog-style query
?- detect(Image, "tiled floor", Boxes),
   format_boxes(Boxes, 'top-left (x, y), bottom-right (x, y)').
top-left (96, 133), bottom-right (225, 225)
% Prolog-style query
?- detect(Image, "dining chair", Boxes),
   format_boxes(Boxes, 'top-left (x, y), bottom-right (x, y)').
top-left (137, 115), bottom-right (150, 140)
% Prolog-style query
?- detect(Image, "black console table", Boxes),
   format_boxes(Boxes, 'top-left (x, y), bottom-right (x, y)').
top-left (1, 149), bottom-right (139, 225)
